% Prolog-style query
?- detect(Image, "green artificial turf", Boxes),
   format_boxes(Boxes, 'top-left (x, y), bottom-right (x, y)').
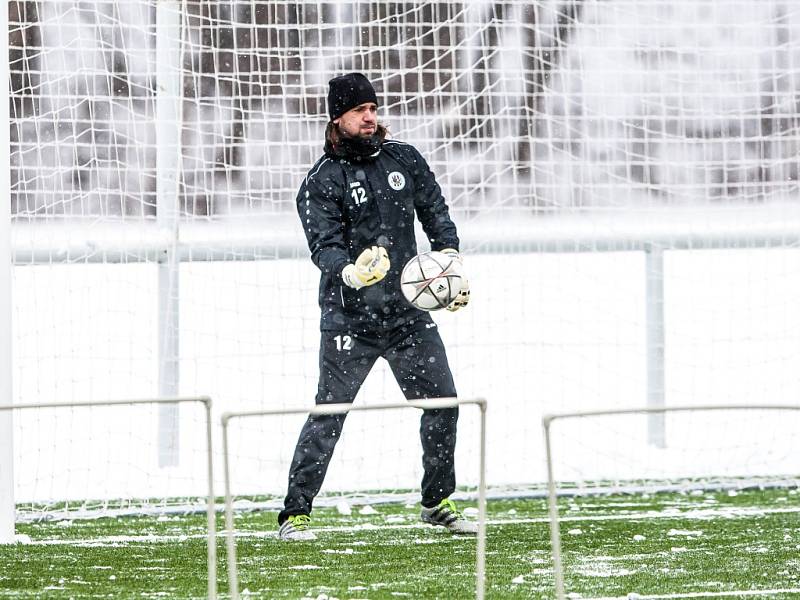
top-left (2, 488), bottom-right (799, 599)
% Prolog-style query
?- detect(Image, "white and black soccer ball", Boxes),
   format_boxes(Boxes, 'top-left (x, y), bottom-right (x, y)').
top-left (400, 251), bottom-right (463, 311)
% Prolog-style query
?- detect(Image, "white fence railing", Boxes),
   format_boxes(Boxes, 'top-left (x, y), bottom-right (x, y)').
top-left (221, 397), bottom-right (488, 600)
top-left (0, 396), bottom-right (217, 600)
top-left (542, 404), bottom-right (800, 600)
top-left (10, 208), bottom-right (800, 457)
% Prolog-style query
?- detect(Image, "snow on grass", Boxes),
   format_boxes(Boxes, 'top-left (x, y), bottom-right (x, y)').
top-left (384, 514), bottom-right (406, 524)
top-left (586, 589), bottom-right (800, 599)
top-left (667, 529), bottom-right (703, 537)
top-left (5, 492), bottom-right (800, 599)
top-left (575, 555), bottom-right (638, 578)
top-left (13, 500), bottom-right (800, 547)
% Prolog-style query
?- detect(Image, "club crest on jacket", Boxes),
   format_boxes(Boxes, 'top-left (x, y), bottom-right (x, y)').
top-left (388, 171), bottom-right (406, 190)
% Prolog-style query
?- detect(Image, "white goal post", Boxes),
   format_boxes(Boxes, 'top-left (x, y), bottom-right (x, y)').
top-left (0, 173), bottom-right (11, 545)
top-left (220, 397), bottom-right (488, 600)
top-left (0, 0), bottom-right (12, 546)
top-left (542, 404), bottom-right (800, 600)
top-left (0, 396), bottom-right (218, 600)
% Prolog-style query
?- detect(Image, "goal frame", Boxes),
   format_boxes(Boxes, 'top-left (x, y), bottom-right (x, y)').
top-left (0, 396), bottom-right (218, 600)
top-left (542, 403), bottom-right (800, 600)
top-left (0, 0), bottom-right (11, 547)
top-left (220, 397), bottom-right (488, 600)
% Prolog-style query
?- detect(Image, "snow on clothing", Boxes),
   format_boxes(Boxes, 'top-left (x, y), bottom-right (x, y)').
top-left (296, 138), bottom-right (460, 332)
top-left (279, 136), bottom-right (461, 525)
top-left (278, 321), bottom-right (458, 523)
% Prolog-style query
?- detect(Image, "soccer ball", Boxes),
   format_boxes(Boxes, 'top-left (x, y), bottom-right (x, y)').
top-left (400, 251), bottom-right (463, 311)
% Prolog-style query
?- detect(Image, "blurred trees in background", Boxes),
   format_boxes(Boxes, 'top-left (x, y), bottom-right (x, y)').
top-left (9, 1), bottom-right (800, 219)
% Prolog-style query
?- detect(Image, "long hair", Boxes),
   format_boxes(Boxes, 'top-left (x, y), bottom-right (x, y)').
top-left (325, 121), bottom-right (389, 149)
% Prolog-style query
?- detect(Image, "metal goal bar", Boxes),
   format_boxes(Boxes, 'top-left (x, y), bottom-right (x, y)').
top-left (542, 403), bottom-right (800, 600)
top-left (0, 396), bottom-right (217, 600)
top-left (221, 397), bottom-right (488, 600)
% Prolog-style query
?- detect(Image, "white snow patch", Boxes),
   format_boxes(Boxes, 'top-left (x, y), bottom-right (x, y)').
top-left (462, 507), bottom-right (479, 517)
top-left (385, 514), bottom-right (405, 524)
top-left (633, 534), bottom-right (646, 542)
top-left (568, 528), bottom-right (583, 535)
top-left (335, 500), bottom-right (352, 516)
top-left (511, 575), bottom-right (525, 584)
top-left (667, 529), bottom-right (703, 537)
top-left (358, 505), bottom-right (378, 515)
top-left (576, 557), bottom-right (636, 578)
top-left (289, 564), bottom-right (322, 570)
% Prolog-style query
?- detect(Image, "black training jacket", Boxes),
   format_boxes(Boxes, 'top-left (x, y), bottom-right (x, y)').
top-left (296, 139), bottom-right (460, 332)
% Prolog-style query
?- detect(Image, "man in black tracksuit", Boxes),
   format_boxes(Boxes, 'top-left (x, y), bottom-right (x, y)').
top-left (277, 73), bottom-right (474, 541)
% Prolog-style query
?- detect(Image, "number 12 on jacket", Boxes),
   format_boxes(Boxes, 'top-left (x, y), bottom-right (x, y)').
top-left (351, 187), bottom-right (367, 205)
top-left (334, 334), bottom-right (353, 351)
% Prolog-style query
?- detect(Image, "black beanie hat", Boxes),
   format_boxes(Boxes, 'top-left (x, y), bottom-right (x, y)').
top-left (327, 73), bottom-right (378, 121)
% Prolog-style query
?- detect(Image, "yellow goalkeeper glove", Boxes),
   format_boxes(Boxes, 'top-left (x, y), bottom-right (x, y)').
top-left (342, 246), bottom-right (390, 290)
top-left (441, 248), bottom-right (470, 312)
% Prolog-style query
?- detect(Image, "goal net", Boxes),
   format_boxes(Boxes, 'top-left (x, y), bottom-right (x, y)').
top-left (6, 0), bottom-right (800, 521)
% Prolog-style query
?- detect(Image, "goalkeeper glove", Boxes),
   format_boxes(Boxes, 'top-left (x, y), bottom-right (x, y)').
top-left (342, 246), bottom-right (390, 290)
top-left (441, 248), bottom-right (470, 312)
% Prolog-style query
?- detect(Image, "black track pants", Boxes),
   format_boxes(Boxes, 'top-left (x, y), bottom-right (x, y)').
top-left (278, 321), bottom-right (458, 523)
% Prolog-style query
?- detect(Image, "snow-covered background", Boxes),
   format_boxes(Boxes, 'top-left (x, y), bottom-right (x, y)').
top-left (10, 0), bottom-right (800, 216)
top-left (5, 0), bottom-right (800, 511)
